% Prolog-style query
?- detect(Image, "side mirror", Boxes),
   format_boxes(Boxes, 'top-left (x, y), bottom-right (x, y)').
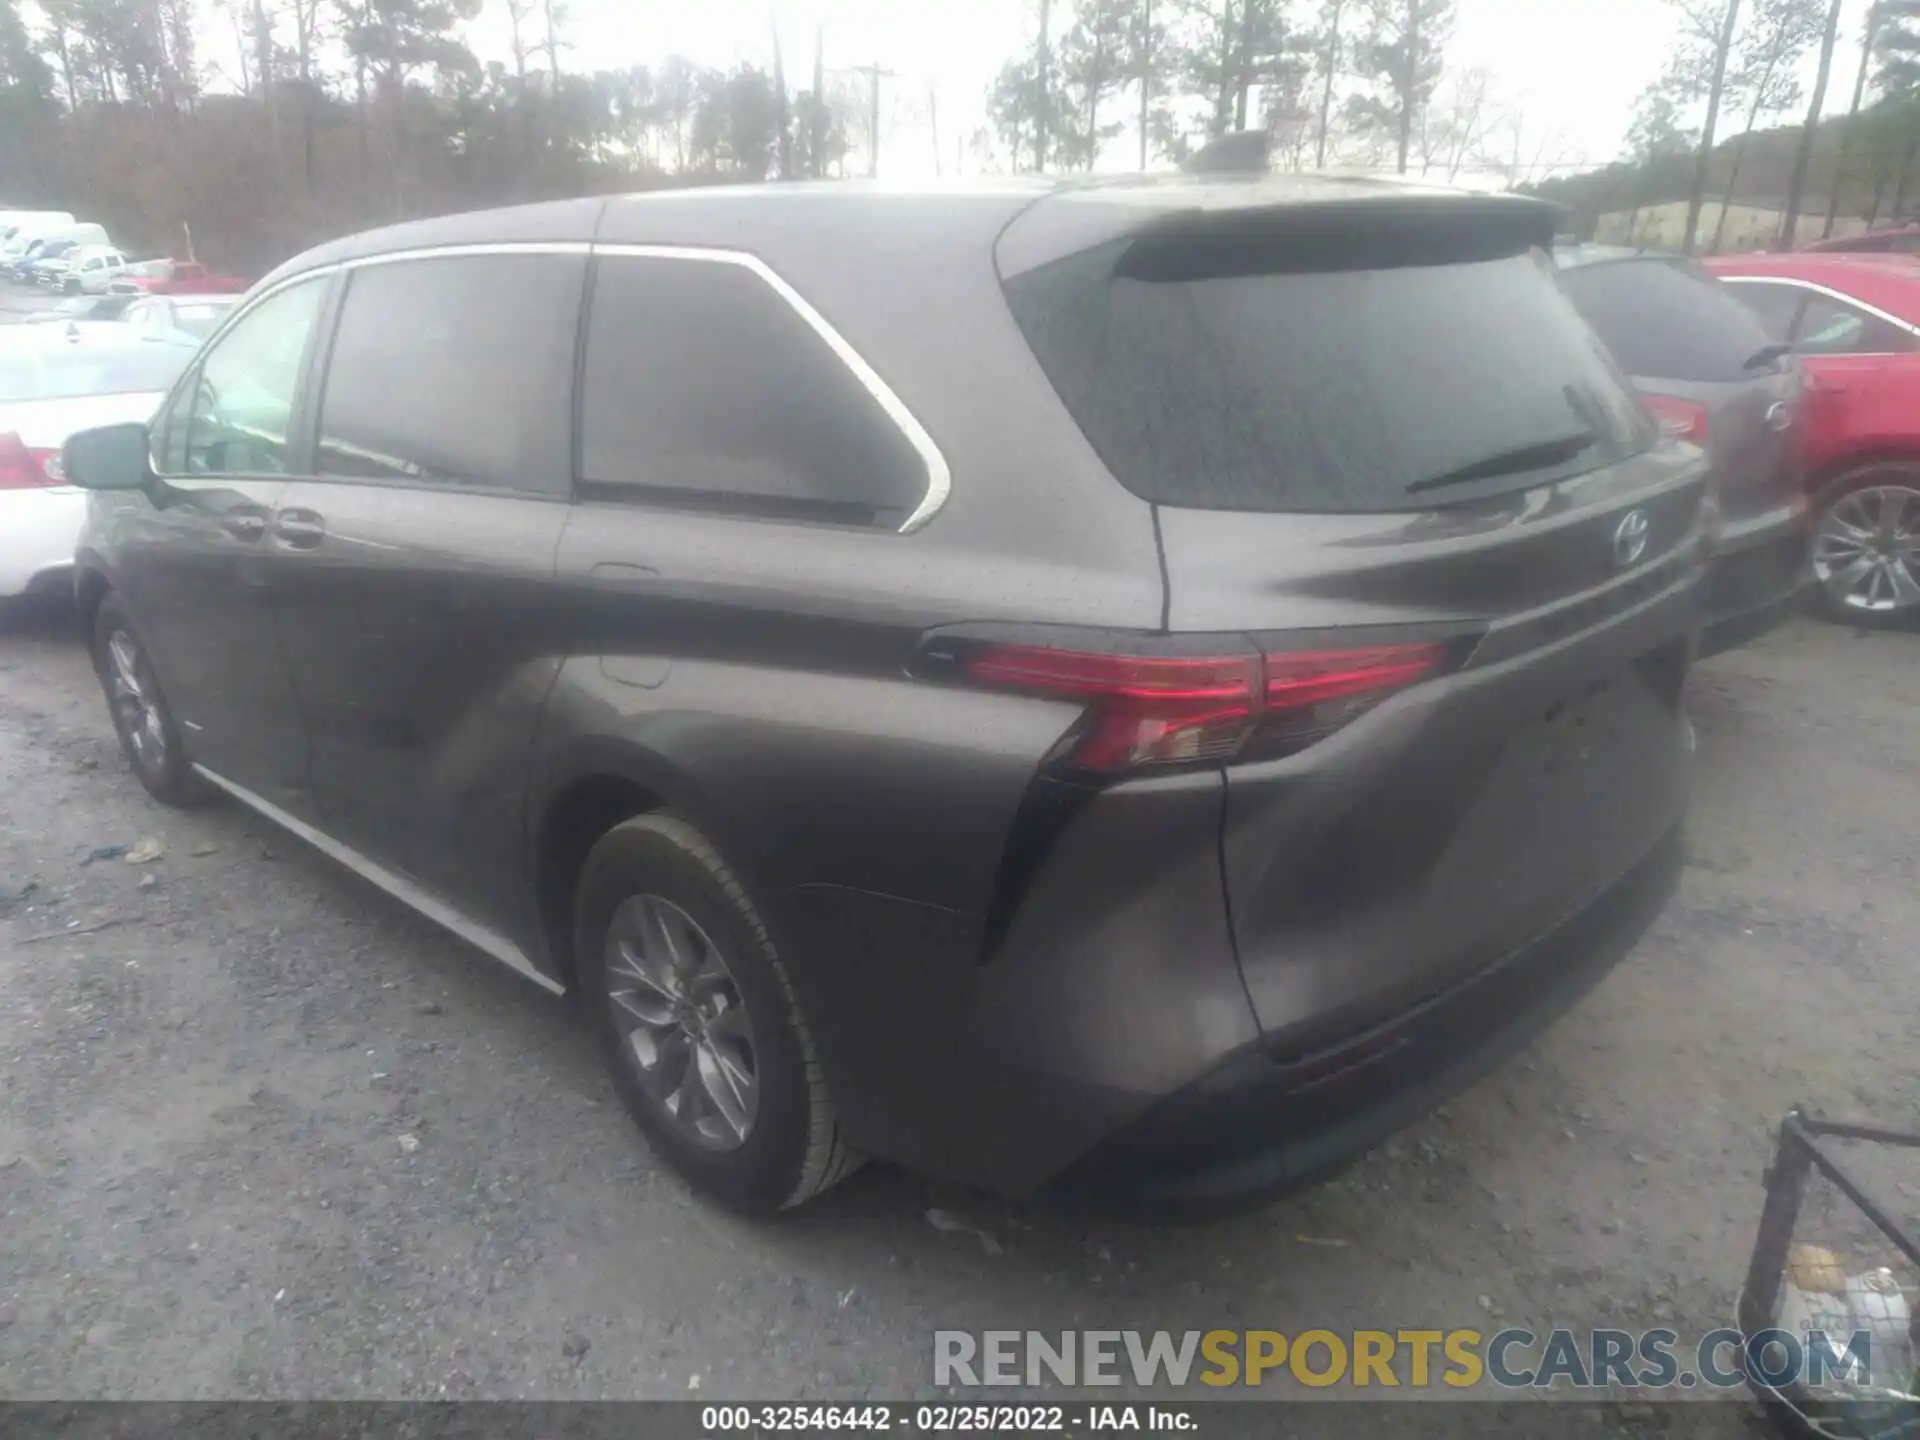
top-left (63, 422), bottom-right (153, 492)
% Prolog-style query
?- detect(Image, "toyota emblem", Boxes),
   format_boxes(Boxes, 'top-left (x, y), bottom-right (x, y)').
top-left (1764, 400), bottom-right (1793, 432)
top-left (1613, 509), bottom-right (1651, 568)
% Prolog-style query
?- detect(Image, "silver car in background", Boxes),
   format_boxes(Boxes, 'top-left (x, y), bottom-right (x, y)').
top-left (1555, 245), bottom-right (1811, 654)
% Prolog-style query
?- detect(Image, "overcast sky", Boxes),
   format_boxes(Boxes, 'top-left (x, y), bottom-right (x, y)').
top-left (190, 0), bottom-right (1883, 184)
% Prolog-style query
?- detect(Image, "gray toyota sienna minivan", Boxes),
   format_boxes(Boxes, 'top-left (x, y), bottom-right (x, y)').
top-left (64, 175), bottom-right (1705, 1216)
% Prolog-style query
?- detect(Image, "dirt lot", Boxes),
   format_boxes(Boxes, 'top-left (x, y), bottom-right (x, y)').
top-left (0, 601), bottom-right (1915, 1410)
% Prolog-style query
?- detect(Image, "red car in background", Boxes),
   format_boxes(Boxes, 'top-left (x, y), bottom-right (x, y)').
top-left (1795, 224), bottom-right (1920, 257)
top-left (1706, 253), bottom-right (1920, 624)
top-left (119, 257), bottom-right (247, 296)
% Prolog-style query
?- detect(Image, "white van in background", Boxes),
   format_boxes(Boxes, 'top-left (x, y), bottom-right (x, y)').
top-left (0, 211), bottom-right (76, 244)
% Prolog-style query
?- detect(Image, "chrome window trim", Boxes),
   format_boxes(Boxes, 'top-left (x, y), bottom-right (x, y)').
top-left (160, 238), bottom-right (953, 532)
top-left (1717, 274), bottom-right (1920, 344)
top-left (591, 241), bottom-right (952, 534)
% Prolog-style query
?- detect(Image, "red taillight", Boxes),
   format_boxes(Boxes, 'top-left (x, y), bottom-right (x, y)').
top-left (963, 645), bottom-right (1262, 771)
top-left (0, 432), bottom-right (59, 489)
top-left (1264, 645), bottom-right (1445, 709)
top-left (956, 639), bottom-right (1444, 774)
top-left (1641, 393), bottom-right (1710, 444)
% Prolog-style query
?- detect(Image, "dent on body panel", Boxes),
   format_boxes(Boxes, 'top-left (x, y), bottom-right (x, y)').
top-left (544, 649), bottom-right (1074, 910)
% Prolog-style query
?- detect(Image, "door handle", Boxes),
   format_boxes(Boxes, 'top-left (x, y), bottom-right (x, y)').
top-left (221, 511), bottom-right (268, 542)
top-left (272, 508), bottom-right (326, 549)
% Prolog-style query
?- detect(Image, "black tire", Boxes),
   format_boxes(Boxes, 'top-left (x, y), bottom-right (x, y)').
top-left (91, 592), bottom-right (213, 806)
top-left (575, 812), bottom-right (858, 1214)
top-left (1809, 462), bottom-right (1920, 628)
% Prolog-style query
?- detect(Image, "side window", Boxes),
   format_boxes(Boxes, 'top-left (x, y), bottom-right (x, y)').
top-left (169, 274), bottom-right (327, 477)
top-left (314, 252), bottom-right (583, 498)
top-left (1723, 281), bottom-right (1805, 343)
top-left (579, 255), bottom-right (928, 525)
top-left (1793, 294), bottom-right (1918, 355)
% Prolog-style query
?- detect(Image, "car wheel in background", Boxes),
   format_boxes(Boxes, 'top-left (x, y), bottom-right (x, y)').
top-left (574, 812), bottom-right (859, 1214)
top-left (90, 592), bottom-right (212, 806)
top-left (1811, 463), bottom-right (1920, 626)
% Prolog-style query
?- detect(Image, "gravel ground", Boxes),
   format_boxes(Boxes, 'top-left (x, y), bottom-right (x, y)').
top-left (0, 600), bottom-right (1915, 1412)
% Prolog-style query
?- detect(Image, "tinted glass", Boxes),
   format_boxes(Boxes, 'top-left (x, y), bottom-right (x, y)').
top-left (1005, 243), bottom-right (1652, 513)
top-left (1557, 258), bottom-right (1776, 382)
top-left (1721, 280), bottom-right (1805, 341)
top-left (0, 340), bottom-right (192, 401)
top-left (580, 256), bottom-right (926, 523)
top-left (1793, 294), bottom-right (1918, 355)
top-left (315, 253), bottom-right (582, 497)
top-left (177, 274), bottom-right (326, 476)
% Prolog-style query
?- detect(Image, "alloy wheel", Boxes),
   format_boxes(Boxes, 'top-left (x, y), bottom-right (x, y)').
top-left (602, 894), bottom-right (759, 1151)
top-left (107, 630), bottom-right (167, 774)
top-left (1813, 485), bottom-right (1920, 616)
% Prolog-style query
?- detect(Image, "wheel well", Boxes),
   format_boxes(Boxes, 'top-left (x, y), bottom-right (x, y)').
top-left (1812, 449), bottom-right (1920, 501)
top-left (535, 775), bottom-right (662, 988)
top-left (75, 570), bottom-right (110, 635)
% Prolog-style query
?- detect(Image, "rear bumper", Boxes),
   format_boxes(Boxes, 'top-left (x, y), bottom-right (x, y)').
top-left (0, 488), bottom-right (87, 599)
top-left (1038, 824), bottom-right (1683, 1218)
top-left (1702, 499), bottom-right (1810, 657)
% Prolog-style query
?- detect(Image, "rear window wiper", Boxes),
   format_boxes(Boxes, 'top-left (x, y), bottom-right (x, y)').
top-left (1743, 341), bottom-right (1795, 371)
top-left (1405, 431), bottom-right (1598, 495)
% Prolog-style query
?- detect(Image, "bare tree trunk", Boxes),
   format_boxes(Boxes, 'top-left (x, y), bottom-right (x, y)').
top-left (1138, 0), bottom-right (1153, 169)
top-left (1315, 0), bottom-right (1343, 168)
top-left (251, 0), bottom-right (273, 98)
top-left (543, 0), bottom-right (562, 93)
top-left (50, 26), bottom-right (78, 110)
top-left (355, 53), bottom-right (369, 199)
top-left (296, 1), bottom-right (318, 198)
top-left (771, 13), bottom-right (791, 179)
top-left (1036, 0), bottom-right (1052, 171)
top-left (507, 0), bottom-right (535, 183)
top-left (1210, 0), bottom-right (1237, 134)
top-left (810, 24), bottom-right (826, 179)
top-left (1232, 0), bottom-right (1258, 130)
top-left (228, 8), bottom-right (251, 96)
top-left (1396, 0), bottom-right (1422, 173)
top-left (1683, 0), bottom-right (1743, 255)
top-left (1712, 90), bottom-right (1770, 254)
top-left (1824, 0), bottom-right (1883, 238)
top-left (930, 81), bottom-right (941, 175)
top-left (1087, 43), bottom-right (1105, 160)
top-left (1780, 0), bottom-right (1845, 249)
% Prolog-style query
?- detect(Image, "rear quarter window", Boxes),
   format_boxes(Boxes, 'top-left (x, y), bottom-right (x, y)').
top-left (578, 254), bottom-right (928, 526)
top-left (1557, 258), bottom-right (1776, 383)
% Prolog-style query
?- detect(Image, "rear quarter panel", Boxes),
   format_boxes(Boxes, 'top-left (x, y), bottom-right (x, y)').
top-left (1801, 354), bottom-right (1920, 485)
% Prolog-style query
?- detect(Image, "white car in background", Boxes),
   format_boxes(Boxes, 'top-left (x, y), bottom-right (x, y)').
top-left (0, 324), bottom-right (195, 610)
top-left (123, 292), bottom-right (240, 342)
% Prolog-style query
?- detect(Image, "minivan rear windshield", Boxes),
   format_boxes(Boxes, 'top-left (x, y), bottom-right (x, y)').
top-left (1003, 242), bottom-right (1655, 513)
top-left (1557, 257), bottom-right (1777, 383)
